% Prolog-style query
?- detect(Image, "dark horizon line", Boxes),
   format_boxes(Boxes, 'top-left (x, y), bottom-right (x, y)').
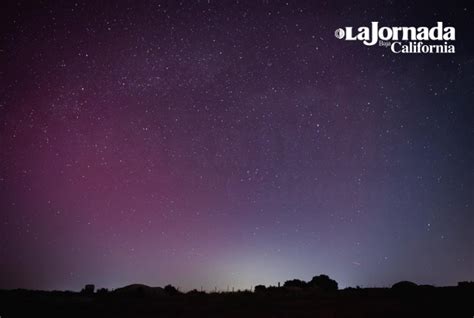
top-left (3, 280), bottom-right (473, 293)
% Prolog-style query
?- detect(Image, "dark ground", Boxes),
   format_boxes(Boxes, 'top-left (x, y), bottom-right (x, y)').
top-left (1, 285), bottom-right (473, 318)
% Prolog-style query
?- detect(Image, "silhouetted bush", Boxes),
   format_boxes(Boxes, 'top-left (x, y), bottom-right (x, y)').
top-left (186, 289), bottom-right (206, 296)
top-left (391, 281), bottom-right (418, 290)
top-left (391, 281), bottom-right (418, 296)
top-left (164, 284), bottom-right (180, 295)
top-left (458, 281), bottom-right (474, 289)
top-left (254, 285), bottom-right (266, 293)
top-left (309, 275), bottom-right (338, 291)
top-left (96, 288), bottom-right (109, 295)
top-left (80, 284), bottom-right (95, 295)
top-left (283, 279), bottom-right (307, 289)
top-left (266, 286), bottom-right (286, 295)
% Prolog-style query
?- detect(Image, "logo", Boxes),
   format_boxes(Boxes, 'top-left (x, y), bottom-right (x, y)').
top-left (335, 21), bottom-right (455, 54)
top-left (334, 28), bottom-right (345, 39)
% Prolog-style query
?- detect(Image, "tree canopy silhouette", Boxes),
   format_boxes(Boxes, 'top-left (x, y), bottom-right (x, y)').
top-left (309, 275), bottom-right (338, 291)
top-left (283, 279), bottom-right (307, 289)
top-left (164, 284), bottom-right (180, 295)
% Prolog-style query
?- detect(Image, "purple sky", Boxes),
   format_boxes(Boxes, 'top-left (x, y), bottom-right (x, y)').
top-left (0, 1), bottom-right (473, 291)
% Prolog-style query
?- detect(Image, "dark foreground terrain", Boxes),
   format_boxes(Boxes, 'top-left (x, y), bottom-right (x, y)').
top-left (1, 284), bottom-right (473, 318)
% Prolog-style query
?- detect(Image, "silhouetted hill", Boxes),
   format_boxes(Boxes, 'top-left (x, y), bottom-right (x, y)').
top-left (114, 284), bottom-right (164, 296)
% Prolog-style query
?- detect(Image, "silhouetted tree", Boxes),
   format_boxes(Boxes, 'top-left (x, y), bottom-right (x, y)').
top-left (81, 284), bottom-right (95, 295)
top-left (458, 281), bottom-right (474, 289)
top-left (283, 279), bottom-right (307, 289)
top-left (96, 288), bottom-right (109, 295)
top-left (254, 285), bottom-right (266, 293)
top-left (187, 289), bottom-right (207, 296)
top-left (164, 284), bottom-right (180, 295)
top-left (391, 281), bottom-right (418, 296)
top-left (309, 275), bottom-right (338, 291)
top-left (391, 281), bottom-right (418, 290)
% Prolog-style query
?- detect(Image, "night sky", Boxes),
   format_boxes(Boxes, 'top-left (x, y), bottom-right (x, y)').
top-left (1, 1), bottom-right (473, 292)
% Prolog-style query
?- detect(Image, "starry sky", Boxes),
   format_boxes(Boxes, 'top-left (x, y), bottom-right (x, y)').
top-left (0, 1), bottom-right (473, 292)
